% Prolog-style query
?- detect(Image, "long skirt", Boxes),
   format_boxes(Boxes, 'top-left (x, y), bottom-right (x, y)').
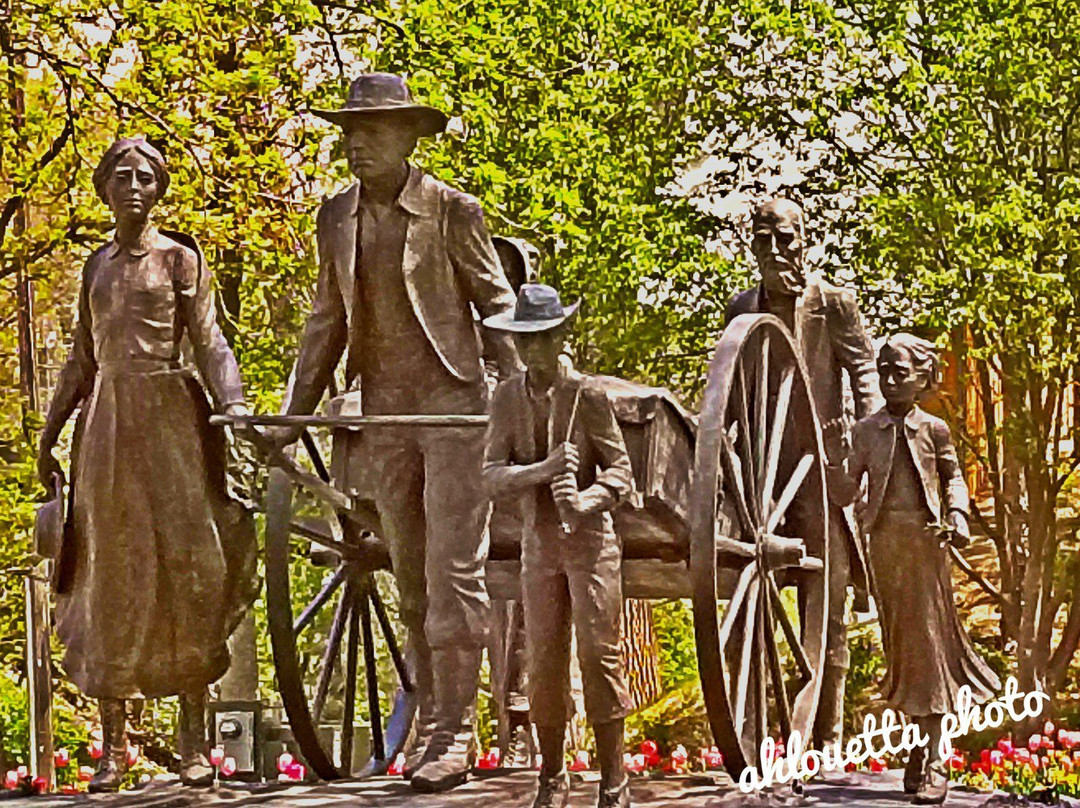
top-left (55, 367), bottom-right (256, 699)
top-left (869, 510), bottom-right (999, 717)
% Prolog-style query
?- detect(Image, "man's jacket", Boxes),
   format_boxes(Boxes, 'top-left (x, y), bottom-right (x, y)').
top-left (284, 166), bottom-right (516, 415)
top-left (849, 406), bottom-right (970, 530)
top-left (726, 273), bottom-right (882, 426)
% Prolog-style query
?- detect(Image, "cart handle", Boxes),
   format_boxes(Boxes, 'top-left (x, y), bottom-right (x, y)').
top-left (209, 414), bottom-right (489, 429)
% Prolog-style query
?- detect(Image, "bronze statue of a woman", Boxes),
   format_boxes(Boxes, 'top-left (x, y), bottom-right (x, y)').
top-left (37, 139), bottom-right (256, 791)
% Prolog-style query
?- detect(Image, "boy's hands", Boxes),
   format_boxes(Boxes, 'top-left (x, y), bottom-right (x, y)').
top-left (540, 442), bottom-right (579, 482)
top-left (552, 472), bottom-right (583, 516)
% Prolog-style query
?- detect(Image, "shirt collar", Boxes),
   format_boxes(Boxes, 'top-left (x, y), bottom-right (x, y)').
top-left (108, 226), bottom-right (157, 259)
top-left (354, 164), bottom-right (424, 215)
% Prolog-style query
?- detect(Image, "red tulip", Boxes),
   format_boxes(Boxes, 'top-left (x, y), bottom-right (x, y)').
top-left (625, 753), bottom-right (647, 774)
top-left (702, 747), bottom-right (723, 769)
top-left (60, 784), bottom-right (79, 795)
top-left (997, 737), bottom-right (1015, 757)
top-left (77, 766), bottom-right (94, 783)
top-left (3, 771), bottom-right (17, 789)
top-left (640, 740), bottom-right (658, 757)
top-left (1028, 734), bottom-right (1042, 752)
top-left (126, 746), bottom-right (140, 768)
top-left (476, 750), bottom-right (497, 770)
top-left (54, 748), bottom-right (70, 769)
top-left (868, 758), bottom-right (886, 773)
top-left (568, 750), bottom-right (589, 772)
top-left (221, 758), bottom-right (237, 777)
top-left (89, 740), bottom-right (103, 760)
top-left (285, 762), bottom-right (306, 781)
top-left (990, 750), bottom-right (1003, 767)
top-left (1044, 721), bottom-right (1055, 736)
top-left (32, 776), bottom-right (48, 794)
top-left (844, 761), bottom-right (857, 773)
top-left (948, 752), bottom-right (966, 771)
top-left (277, 752), bottom-right (294, 774)
top-left (671, 745), bottom-right (688, 765)
top-left (387, 753), bottom-right (405, 777)
top-left (209, 747), bottom-right (225, 767)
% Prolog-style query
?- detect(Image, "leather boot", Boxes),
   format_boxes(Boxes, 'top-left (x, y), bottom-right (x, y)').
top-left (913, 762), bottom-right (948, 805)
top-left (410, 646), bottom-right (481, 793)
top-left (177, 692), bottom-right (214, 786)
top-left (813, 664), bottom-right (847, 746)
top-left (88, 699), bottom-right (128, 793)
top-left (595, 720), bottom-right (630, 808)
top-left (903, 744), bottom-right (926, 795)
top-left (403, 640), bottom-right (436, 779)
top-left (532, 724), bottom-right (570, 808)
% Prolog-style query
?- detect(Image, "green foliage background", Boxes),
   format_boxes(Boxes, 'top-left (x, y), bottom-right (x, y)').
top-left (1, 0), bottom-right (1080, 771)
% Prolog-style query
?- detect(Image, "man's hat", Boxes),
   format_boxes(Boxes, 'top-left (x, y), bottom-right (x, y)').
top-left (484, 284), bottom-right (580, 333)
top-left (311, 73), bottom-right (449, 136)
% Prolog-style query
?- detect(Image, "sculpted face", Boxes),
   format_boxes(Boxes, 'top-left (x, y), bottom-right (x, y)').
top-left (878, 344), bottom-right (925, 409)
top-left (343, 116), bottom-right (419, 181)
top-left (751, 198), bottom-right (806, 298)
top-left (515, 327), bottom-right (567, 380)
top-left (104, 150), bottom-right (160, 222)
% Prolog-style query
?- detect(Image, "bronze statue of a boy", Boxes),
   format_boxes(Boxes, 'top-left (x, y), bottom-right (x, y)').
top-left (37, 138), bottom-right (256, 791)
top-left (483, 285), bottom-right (634, 808)
top-left (848, 334), bottom-right (999, 805)
top-left (272, 73), bottom-right (519, 791)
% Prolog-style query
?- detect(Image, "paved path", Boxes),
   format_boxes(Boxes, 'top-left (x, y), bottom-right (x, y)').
top-left (0, 770), bottom-right (1058, 807)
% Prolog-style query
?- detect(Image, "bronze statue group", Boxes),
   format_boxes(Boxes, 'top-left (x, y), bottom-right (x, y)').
top-left (36, 73), bottom-right (1000, 807)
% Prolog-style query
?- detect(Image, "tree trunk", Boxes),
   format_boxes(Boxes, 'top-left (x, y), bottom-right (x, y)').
top-left (619, 600), bottom-right (660, 710)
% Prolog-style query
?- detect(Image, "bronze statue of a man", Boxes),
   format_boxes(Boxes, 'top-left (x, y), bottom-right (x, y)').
top-left (726, 197), bottom-right (882, 747)
top-left (275, 73), bottom-right (519, 792)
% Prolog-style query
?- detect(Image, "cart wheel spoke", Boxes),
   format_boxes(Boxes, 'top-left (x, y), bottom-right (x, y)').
top-left (760, 367), bottom-right (794, 516)
top-left (766, 574), bottom-right (814, 682)
top-left (360, 582), bottom-right (387, 762)
top-left (765, 453), bottom-right (814, 534)
top-left (294, 565), bottom-right (347, 635)
top-left (762, 580), bottom-right (793, 739)
top-left (752, 332), bottom-right (771, 510)
top-left (755, 583), bottom-right (768, 750)
top-left (313, 585), bottom-right (353, 725)
top-left (733, 577), bottom-right (760, 739)
top-left (720, 435), bottom-right (757, 540)
top-left (341, 586), bottom-right (361, 774)
top-left (718, 564), bottom-right (757, 652)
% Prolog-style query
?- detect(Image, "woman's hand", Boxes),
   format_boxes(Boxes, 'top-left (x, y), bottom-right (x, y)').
top-left (948, 510), bottom-right (971, 549)
top-left (37, 450), bottom-right (62, 491)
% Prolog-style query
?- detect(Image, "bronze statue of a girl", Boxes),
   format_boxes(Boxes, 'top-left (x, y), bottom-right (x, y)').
top-left (848, 334), bottom-right (999, 805)
top-left (38, 139), bottom-right (256, 791)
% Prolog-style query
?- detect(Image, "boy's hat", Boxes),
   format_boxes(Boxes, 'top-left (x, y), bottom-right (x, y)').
top-left (483, 284), bottom-right (580, 333)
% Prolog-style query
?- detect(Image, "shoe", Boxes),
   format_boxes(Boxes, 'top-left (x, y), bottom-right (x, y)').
top-left (597, 775), bottom-right (631, 808)
top-left (912, 765), bottom-right (948, 805)
top-left (410, 646), bottom-right (482, 793)
top-left (88, 699), bottom-right (127, 794)
top-left (532, 769), bottom-right (570, 808)
top-left (178, 692), bottom-right (214, 787)
top-left (409, 728), bottom-right (477, 793)
top-left (402, 716), bottom-right (435, 779)
top-left (903, 746), bottom-right (926, 794)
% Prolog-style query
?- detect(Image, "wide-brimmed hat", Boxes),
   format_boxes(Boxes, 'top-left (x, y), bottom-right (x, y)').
top-left (484, 284), bottom-right (580, 333)
top-left (311, 73), bottom-right (449, 136)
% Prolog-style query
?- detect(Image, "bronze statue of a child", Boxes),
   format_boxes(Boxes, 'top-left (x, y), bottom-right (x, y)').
top-left (482, 285), bottom-right (634, 808)
top-left (848, 334), bottom-right (1000, 805)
